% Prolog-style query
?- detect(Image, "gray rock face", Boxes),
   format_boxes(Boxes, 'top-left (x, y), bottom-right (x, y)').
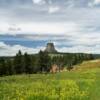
top-left (44, 43), bottom-right (57, 53)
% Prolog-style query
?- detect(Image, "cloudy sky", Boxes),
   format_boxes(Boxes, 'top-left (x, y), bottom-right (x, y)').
top-left (0, 0), bottom-right (100, 56)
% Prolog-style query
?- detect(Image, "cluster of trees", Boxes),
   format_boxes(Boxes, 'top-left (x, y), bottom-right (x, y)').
top-left (0, 50), bottom-right (94, 76)
top-left (51, 53), bottom-right (94, 70)
top-left (0, 50), bottom-right (51, 76)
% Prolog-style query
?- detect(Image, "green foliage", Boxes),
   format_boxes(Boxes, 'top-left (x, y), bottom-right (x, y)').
top-left (13, 50), bottom-right (24, 74)
top-left (6, 59), bottom-right (15, 75)
top-left (38, 50), bottom-right (51, 73)
top-left (0, 58), bottom-right (6, 76)
top-left (23, 52), bottom-right (33, 74)
top-left (0, 68), bottom-right (99, 100)
top-left (0, 50), bottom-right (94, 76)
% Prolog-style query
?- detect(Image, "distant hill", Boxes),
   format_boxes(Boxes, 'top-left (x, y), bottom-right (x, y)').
top-left (0, 52), bottom-right (99, 59)
top-left (73, 59), bottom-right (100, 71)
top-left (93, 54), bottom-right (100, 59)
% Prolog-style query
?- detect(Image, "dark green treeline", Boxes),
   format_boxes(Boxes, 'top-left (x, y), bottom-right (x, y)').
top-left (0, 50), bottom-right (94, 76)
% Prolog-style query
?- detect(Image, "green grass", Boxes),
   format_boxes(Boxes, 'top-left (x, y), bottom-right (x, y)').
top-left (73, 59), bottom-right (100, 71)
top-left (0, 67), bottom-right (100, 100)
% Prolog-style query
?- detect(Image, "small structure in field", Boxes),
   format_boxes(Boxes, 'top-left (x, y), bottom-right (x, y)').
top-left (50, 64), bottom-right (59, 73)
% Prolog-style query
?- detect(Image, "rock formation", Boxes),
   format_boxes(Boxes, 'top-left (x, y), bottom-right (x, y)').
top-left (44, 42), bottom-right (57, 53)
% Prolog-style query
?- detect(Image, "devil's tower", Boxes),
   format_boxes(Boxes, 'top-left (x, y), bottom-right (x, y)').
top-left (44, 42), bottom-right (57, 53)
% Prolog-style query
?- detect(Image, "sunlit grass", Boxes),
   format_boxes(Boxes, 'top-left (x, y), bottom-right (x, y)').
top-left (0, 67), bottom-right (100, 100)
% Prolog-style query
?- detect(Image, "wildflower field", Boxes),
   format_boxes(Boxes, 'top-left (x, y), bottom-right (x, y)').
top-left (0, 68), bottom-right (100, 100)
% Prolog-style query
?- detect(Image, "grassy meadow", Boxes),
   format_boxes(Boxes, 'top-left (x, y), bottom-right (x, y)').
top-left (0, 60), bottom-right (100, 100)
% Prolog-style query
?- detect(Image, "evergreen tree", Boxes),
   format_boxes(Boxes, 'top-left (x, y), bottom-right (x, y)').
top-left (24, 52), bottom-right (33, 74)
top-left (31, 55), bottom-right (39, 73)
top-left (38, 50), bottom-right (51, 73)
top-left (13, 50), bottom-right (24, 74)
top-left (0, 58), bottom-right (6, 76)
top-left (6, 59), bottom-right (15, 75)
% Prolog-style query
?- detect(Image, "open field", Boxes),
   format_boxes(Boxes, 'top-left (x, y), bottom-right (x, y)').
top-left (0, 60), bottom-right (100, 100)
top-left (73, 59), bottom-right (100, 71)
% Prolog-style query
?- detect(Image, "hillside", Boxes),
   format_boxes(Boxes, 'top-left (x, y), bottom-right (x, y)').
top-left (73, 59), bottom-right (100, 71)
top-left (0, 59), bottom-right (100, 100)
top-left (0, 67), bottom-right (100, 100)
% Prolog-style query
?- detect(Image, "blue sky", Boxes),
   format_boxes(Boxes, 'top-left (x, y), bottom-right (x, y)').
top-left (0, 0), bottom-right (100, 56)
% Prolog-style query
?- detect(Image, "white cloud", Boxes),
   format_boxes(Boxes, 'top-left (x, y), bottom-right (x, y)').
top-left (48, 6), bottom-right (60, 14)
top-left (32, 0), bottom-right (45, 5)
top-left (32, 0), bottom-right (42, 4)
top-left (0, 42), bottom-right (44, 56)
top-left (0, 22), bottom-right (77, 35)
top-left (0, 40), bottom-right (100, 57)
top-left (89, 0), bottom-right (100, 7)
top-left (21, 34), bottom-right (69, 41)
top-left (0, 0), bottom-right (100, 55)
top-left (54, 32), bottom-right (100, 46)
top-left (94, 0), bottom-right (100, 4)
top-left (57, 45), bottom-right (100, 54)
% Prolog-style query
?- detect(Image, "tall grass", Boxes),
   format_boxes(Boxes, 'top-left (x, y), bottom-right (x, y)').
top-left (0, 68), bottom-right (100, 100)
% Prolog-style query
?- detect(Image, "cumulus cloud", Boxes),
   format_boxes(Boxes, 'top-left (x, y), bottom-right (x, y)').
top-left (57, 45), bottom-right (100, 54)
top-left (8, 24), bottom-right (21, 33)
top-left (19, 34), bottom-right (69, 41)
top-left (0, 22), bottom-right (77, 35)
top-left (94, 0), bottom-right (100, 4)
top-left (88, 0), bottom-right (100, 7)
top-left (0, 42), bottom-right (44, 56)
top-left (48, 6), bottom-right (60, 14)
top-left (1, 30), bottom-right (100, 56)
top-left (0, 38), bottom-right (100, 57)
top-left (54, 33), bottom-right (100, 47)
top-left (32, 0), bottom-right (42, 4)
top-left (0, 0), bottom-right (100, 55)
top-left (32, 0), bottom-right (45, 5)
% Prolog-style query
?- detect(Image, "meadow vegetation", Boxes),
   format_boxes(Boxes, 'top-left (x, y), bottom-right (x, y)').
top-left (0, 50), bottom-right (99, 100)
top-left (0, 67), bottom-right (100, 100)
